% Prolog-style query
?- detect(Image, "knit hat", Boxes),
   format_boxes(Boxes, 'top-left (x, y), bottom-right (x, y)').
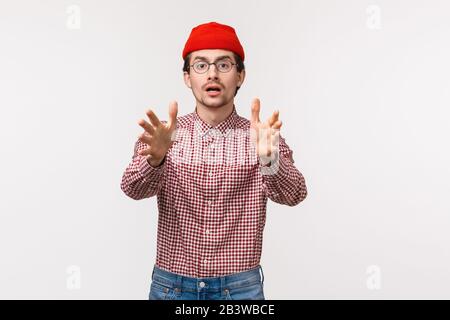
top-left (182, 22), bottom-right (245, 61)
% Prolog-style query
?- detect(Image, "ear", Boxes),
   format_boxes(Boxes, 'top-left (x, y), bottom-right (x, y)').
top-left (237, 69), bottom-right (246, 87)
top-left (183, 71), bottom-right (192, 89)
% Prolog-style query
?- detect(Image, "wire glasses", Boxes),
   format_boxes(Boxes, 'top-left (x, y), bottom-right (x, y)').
top-left (190, 60), bottom-right (237, 74)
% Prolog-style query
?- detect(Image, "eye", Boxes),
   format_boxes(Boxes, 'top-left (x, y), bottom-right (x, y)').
top-left (195, 62), bottom-right (207, 69)
top-left (217, 61), bottom-right (231, 71)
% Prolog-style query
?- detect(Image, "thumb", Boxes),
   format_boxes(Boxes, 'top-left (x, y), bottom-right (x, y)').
top-left (251, 98), bottom-right (261, 124)
top-left (167, 101), bottom-right (178, 129)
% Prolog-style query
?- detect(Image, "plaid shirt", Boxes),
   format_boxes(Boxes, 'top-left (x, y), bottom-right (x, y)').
top-left (121, 105), bottom-right (307, 277)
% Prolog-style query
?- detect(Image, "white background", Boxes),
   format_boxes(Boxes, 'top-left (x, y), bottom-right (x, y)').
top-left (1, 0), bottom-right (449, 299)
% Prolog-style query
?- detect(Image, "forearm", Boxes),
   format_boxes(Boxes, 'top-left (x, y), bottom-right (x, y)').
top-left (261, 154), bottom-right (307, 206)
top-left (120, 140), bottom-right (166, 200)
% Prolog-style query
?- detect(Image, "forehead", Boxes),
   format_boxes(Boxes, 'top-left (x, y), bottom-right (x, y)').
top-left (190, 49), bottom-right (235, 61)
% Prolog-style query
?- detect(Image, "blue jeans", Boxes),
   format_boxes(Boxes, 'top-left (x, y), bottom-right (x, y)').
top-left (148, 264), bottom-right (265, 300)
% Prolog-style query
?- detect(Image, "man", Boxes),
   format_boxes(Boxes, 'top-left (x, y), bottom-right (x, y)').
top-left (120, 21), bottom-right (307, 300)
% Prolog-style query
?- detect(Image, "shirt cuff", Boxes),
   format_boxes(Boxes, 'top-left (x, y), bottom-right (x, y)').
top-left (138, 156), bottom-right (166, 178)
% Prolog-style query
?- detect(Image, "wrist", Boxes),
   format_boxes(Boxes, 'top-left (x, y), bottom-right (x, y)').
top-left (147, 156), bottom-right (165, 168)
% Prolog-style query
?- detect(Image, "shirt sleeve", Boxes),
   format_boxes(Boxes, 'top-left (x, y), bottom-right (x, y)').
top-left (260, 134), bottom-right (308, 206)
top-left (120, 139), bottom-right (167, 200)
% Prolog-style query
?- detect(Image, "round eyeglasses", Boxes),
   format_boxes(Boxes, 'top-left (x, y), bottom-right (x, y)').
top-left (190, 60), bottom-right (237, 74)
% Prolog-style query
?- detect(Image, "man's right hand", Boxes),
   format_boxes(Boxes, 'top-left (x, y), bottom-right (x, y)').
top-left (137, 101), bottom-right (178, 167)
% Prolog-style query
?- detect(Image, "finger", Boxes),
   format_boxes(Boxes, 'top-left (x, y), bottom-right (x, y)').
top-left (146, 109), bottom-right (162, 127)
top-left (138, 147), bottom-right (152, 156)
top-left (251, 98), bottom-right (261, 124)
top-left (138, 119), bottom-right (155, 134)
top-left (271, 120), bottom-right (282, 129)
top-left (167, 101), bottom-right (178, 130)
top-left (267, 110), bottom-right (279, 127)
top-left (138, 132), bottom-right (152, 146)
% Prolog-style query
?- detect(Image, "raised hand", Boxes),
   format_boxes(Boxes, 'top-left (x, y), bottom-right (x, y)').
top-left (250, 98), bottom-right (283, 166)
top-left (137, 101), bottom-right (178, 167)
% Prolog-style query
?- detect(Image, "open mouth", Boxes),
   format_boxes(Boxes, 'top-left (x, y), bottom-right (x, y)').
top-left (205, 86), bottom-right (222, 97)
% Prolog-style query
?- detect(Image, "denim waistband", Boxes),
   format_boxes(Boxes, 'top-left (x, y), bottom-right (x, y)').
top-left (151, 265), bottom-right (265, 293)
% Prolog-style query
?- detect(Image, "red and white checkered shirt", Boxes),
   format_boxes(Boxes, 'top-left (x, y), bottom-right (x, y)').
top-left (121, 105), bottom-right (307, 277)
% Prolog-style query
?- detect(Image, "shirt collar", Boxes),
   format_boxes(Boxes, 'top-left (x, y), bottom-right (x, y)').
top-left (193, 105), bottom-right (238, 138)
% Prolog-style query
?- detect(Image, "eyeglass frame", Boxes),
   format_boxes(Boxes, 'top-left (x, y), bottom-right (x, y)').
top-left (189, 59), bottom-right (237, 74)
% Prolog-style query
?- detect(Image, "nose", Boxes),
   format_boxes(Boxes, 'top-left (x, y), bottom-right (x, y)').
top-left (207, 63), bottom-right (219, 80)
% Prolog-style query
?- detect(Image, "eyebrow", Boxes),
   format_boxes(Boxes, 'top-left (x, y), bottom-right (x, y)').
top-left (192, 55), bottom-right (234, 62)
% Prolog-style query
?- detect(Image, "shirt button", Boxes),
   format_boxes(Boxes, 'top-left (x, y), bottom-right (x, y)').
top-left (208, 200), bottom-right (213, 206)
top-left (209, 170), bottom-right (213, 177)
top-left (199, 281), bottom-right (206, 288)
top-left (205, 230), bottom-right (210, 235)
top-left (204, 259), bottom-right (208, 264)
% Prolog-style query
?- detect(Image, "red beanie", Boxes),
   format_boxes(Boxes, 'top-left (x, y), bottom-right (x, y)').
top-left (182, 22), bottom-right (245, 61)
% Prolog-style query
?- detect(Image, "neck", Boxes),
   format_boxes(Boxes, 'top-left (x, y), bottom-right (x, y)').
top-left (195, 101), bottom-right (235, 127)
